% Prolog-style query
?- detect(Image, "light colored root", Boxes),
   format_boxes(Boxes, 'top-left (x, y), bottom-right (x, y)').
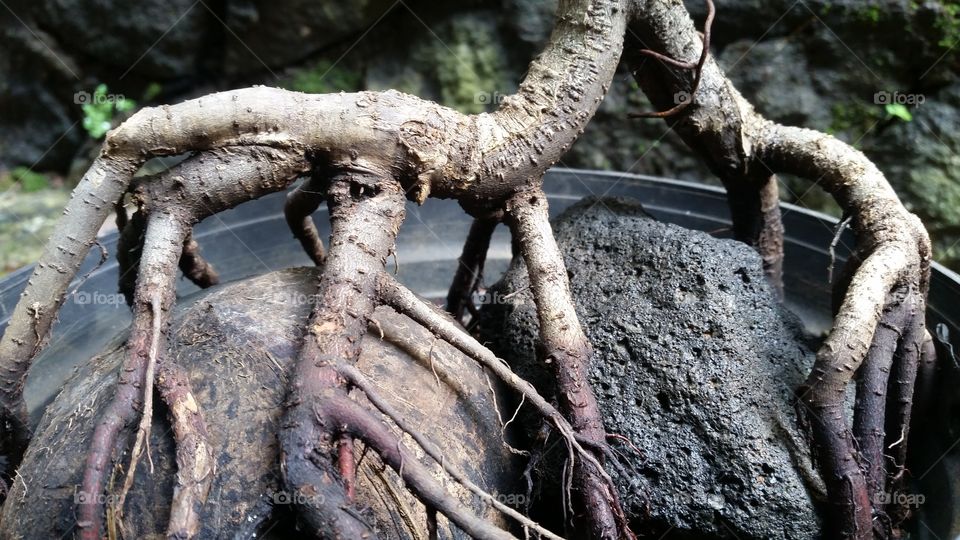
top-left (0, 156), bottom-right (141, 434)
top-left (377, 274), bottom-right (613, 487)
top-left (338, 364), bottom-right (561, 540)
top-left (157, 360), bottom-right (215, 540)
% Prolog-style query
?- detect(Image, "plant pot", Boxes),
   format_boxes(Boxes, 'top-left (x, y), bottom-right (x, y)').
top-left (2, 168), bottom-right (957, 536)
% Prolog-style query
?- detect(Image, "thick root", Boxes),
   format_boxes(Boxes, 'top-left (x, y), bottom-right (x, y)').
top-left (279, 172), bottom-right (405, 537)
top-left (78, 211), bottom-right (186, 539)
top-left (504, 188), bottom-right (631, 540)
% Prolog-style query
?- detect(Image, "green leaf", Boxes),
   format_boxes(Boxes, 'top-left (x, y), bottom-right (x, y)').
top-left (142, 82), bottom-right (163, 102)
top-left (115, 98), bottom-right (137, 112)
top-left (885, 103), bottom-right (913, 122)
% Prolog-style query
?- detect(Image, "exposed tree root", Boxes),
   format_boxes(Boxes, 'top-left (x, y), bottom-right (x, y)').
top-left (312, 393), bottom-right (517, 540)
top-left (285, 173), bottom-right (328, 266)
top-left (505, 189), bottom-right (632, 539)
top-left (627, 2), bottom-right (932, 537)
top-left (156, 359), bottom-right (215, 539)
top-left (77, 210), bottom-right (184, 539)
top-left (380, 273), bottom-right (627, 537)
top-left (279, 172), bottom-right (406, 538)
top-left (852, 289), bottom-right (910, 508)
top-left (178, 232), bottom-right (220, 289)
top-left (0, 0), bottom-right (936, 537)
top-left (446, 215), bottom-right (499, 325)
top-left (338, 363), bottom-right (562, 540)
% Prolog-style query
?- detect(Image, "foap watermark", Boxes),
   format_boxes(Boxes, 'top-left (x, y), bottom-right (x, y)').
top-left (474, 290), bottom-right (514, 306)
top-left (873, 490), bottom-right (925, 508)
top-left (873, 91), bottom-right (925, 106)
top-left (74, 490), bottom-right (119, 506)
top-left (673, 91), bottom-right (692, 106)
top-left (270, 291), bottom-right (321, 307)
top-left (478, 491), bottom-right (529, 508)
top-left (270, 489), bottom-right (325, 506)
top-left (71, 290), bottom-right (126, 307)
top-left (74, 89), bottom-right (127, 106)
top-left (475, 91), bottom-right (508, 106)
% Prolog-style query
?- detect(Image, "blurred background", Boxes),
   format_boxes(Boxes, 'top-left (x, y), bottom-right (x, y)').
top-left (0, 0), bottom-right (957, 274)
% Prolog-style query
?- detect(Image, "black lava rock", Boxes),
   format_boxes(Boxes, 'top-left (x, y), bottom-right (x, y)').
top-left (479, 196), bottom-right (823, 539)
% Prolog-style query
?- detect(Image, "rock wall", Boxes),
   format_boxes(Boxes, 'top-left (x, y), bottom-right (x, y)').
top-left (1, 0), bottom-right (959, 266)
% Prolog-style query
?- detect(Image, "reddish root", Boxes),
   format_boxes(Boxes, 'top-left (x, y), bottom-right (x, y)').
top-left (315, 393), bottom-right (518, 540)
top-left (78, 212), bottom-right (186, 539)
top-left (882, 291), bottom-right (924, 530)
top-left (851, 287), bottom-right (913, 531)
top-left (279, 173), bottom-right (405, 538)
top-left (338, 363), bottom-right (562, 539)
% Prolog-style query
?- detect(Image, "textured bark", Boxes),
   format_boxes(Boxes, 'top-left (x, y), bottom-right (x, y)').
top-left (0, 0), bottom-right (626, 444)
top-left (279, 172), bottom-right (406, 538)
top-left (505, 189), bottom-right (627, 539)
top-left (626, 3), bottom-right (931, 536)
top-left (77, 210), bottom-right (185, 540)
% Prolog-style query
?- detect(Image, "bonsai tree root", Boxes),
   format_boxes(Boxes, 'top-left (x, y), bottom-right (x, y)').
top-left (1, 267), bottom-right (531, 538)
top-left (627, 1), bottom-right (932, 537)
top-left (0, 0), bottom-right (933, 538)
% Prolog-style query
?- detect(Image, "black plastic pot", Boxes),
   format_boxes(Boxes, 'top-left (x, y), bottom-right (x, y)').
top-left (2, 168), bottom-right (958, 536)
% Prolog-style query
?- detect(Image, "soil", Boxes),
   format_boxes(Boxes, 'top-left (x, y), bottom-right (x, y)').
top-left (478, 197), bottom-right (824, 539)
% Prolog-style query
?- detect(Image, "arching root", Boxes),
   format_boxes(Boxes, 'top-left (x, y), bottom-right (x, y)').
top-left (76, 147), bottom-right (308, 539)
top-left (628, 2), bottom-right (934, 536)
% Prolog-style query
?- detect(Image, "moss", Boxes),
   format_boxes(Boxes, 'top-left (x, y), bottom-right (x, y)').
top-left (11, 167), bottom-right (49, 192)
top-left (426, 18), bottom-right (507, 114)
top-left (935, 2), bottom-right (960, 48)
top-left (80, 84), bottom-right (137, 140)
top-left (281, 61), bottom-right (362, 94)
top-left (902, 165), bottom-right (960, 268)
top-left (828, 101), bottom-right (883, 137)
top-left (859, 5), bottom-right (883, 24)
